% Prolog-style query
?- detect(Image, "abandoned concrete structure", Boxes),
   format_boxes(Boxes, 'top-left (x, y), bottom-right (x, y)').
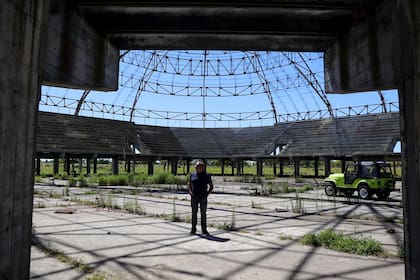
top-left (1, 0), bottom-right (420, 279)
top-left (35, 111), bottom-right (401, 177)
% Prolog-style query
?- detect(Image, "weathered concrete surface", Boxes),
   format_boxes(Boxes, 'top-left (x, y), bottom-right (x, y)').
top-left (395, 1), bottom-right (420, 279)
top-left (43, 1), bottom-right (119, 91)
top-left (324, 0), bottom-right (397, 93)
top-left (0, 0), bottom-right (47, 278)
top-left (30, 246), bottom-right (84, 280)
top-left (32, 200), bottom-right (404, 280)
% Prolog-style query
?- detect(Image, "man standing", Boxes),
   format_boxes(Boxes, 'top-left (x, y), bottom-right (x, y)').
top-left (188, 160), bottom-right (214, 235)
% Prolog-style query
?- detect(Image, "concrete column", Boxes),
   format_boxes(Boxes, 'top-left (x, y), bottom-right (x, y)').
top-left (236, 161), bottom-right (242, 176)
top-left (221, 159), bottom-right (225, 176)
top-left (86, 158), bottom-right (91, 175)
top-left (273, 159), bottom-right (277, 176)
top-left (0, 1), bottom-right (48, 278)
top-left (78, 158), bottom-right (83, 174)
top-left (294, 159), bottom-right (300, 178)
top-left (126, 160), bottom-right (131, 173)
top-left (93, 158), bottom-right (98, 174)
top-left (112, 158), bottom-right (119, 175)
top-left (132, 160), bottom-right (136, 175)
top-left (279, 160), bottom-right (284, 176)
top-left (148, 160), bottom-right (154, 175)
top-left (231, 161), bottom-right (235, 176)
top-left (341, 160), bottom-right (346, 173)
top-left (64, 155), bottom-right (71, 175)
top-left (35, 158), bottom-right (41, 176)
top-left (397, 1), bottom-right (420, 277)
top-left (171, 159), bottom-right (178, 175)
top-left (325, 159), bottom-right (331, 177)
top-left (314, 158), bottom-right (319, 177)
top-left (53, 157), bottom-right (60, 175)
top-left (256, 160), bottom-right (263, 177)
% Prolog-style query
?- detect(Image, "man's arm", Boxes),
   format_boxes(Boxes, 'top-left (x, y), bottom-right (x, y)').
top-left (207, 175), bottom-right (214, 195)
top-left (188, 176), bottom-right (193, 196)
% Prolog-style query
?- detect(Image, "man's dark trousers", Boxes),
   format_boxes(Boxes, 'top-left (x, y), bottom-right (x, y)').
top-left (191, 195), bottom-right (207, 232)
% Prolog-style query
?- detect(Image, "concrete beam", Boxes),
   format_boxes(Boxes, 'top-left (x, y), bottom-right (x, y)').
top-left (324, 0), bottom-right (397, 93)
top-left (42, 0), bottom-right (119, 91)
top-left (0, 0), bottom-right (48, 278)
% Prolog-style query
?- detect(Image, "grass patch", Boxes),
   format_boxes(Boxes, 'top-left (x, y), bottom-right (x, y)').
top-left (123, 198), bottom-right (145, 215)
top-left (32, 237), bottom-right (94, 274)
top-left (279, 233), bottom-right (292, 240)
top-left (301, 229), bottom-right (384, 256)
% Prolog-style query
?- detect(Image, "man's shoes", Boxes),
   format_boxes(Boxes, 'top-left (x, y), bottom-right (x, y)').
top-left (202, 229), bottom-right (210, 235)
top-left (190, 228), bottom-right (196, 235)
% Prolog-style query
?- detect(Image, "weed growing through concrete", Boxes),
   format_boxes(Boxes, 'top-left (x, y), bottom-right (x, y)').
top-left (291, 193), bottom-right (304, 213)
top-left (35, 201), bottom-right (46, 208)
top-left (123, 197), bottom-right (145, 215)
top-left (279, 233), bottom-right (292, 240)
top-left (301, 229), bottom-right (384, 256)
top-left (86, 272), bottom-right (108, 280)
top-left (251, 200), bottom-right (264, 209)
top-left (170, 198), bottom-right (181, 222)
top-left (32, 239), bottom-right (94, 274)
top-left (397, 244), bottom-right (405, 259)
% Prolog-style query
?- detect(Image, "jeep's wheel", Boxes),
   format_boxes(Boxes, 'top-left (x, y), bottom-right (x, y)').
top-left (357, 185), bottom-right (370, 199)
top-left (376, 189), bottom-right (390, 200)
top-left (324, 183), bottom-right (336, 196)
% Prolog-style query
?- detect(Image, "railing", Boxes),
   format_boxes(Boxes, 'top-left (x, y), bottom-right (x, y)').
top-left (39, 94), bottom-right (399, 127)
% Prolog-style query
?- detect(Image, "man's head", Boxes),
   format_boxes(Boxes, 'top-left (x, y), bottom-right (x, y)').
top-left (195, 161), bottom-right (205, 173)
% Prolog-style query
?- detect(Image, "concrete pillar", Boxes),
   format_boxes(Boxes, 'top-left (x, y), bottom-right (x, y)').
top-left (294, 159), bottom-right (300, 178)
top-left (279, 160), bottom-right (284, 176)
top-left (148, 160), bottom-right (154, 175)
top-left (325, 159), bottom-right (331, 177)
top-left (64, 155), bottom-right (71, 175)
top-left (341, 160), bottom-right (346, 173)
top-left (126, 160), bottom-right (131, 173)
top-left (132, 160), bottom-right (136, 175)
top-left (314, 158), bottom-right (319, 177)
top-left (0, 0), bottom-right (47, 278)
top-left (171, 159), bottom-right (178, 175)
top-left (236, 161), bottom-right (242, 176)
top-left (86, 158), bottom-right (91, 175)
top-left (93, 158), bottom-right (98, 174)
top-left (35, 158), bottom-right (41, 176)
top-left (273, 159), bottom-right (277, 176)
top-left (78, 158), bottom-right (83, 174)
top-left (396, 1), bottom-right (420, 277)
top-left (112, 158), bottom-right (119, 175)
top-left (221, 159), bottom-right (225, 176)
top-left (53, 157), bottom-right (60, 175)
top-left (256, 160), bottom-right (263, 177)
top-left (186, 160), bottom-right (190, 174)
top-left (231, 161), bottom-right (235, 176)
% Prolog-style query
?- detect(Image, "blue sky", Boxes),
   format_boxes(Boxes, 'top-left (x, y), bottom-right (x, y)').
top-left (40, 51), bottom-right (399, 127)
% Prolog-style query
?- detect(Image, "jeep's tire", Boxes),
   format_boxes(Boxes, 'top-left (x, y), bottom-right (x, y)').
top-left (357, 184), bottom-right (371, 199)
top-left (376, 189), bottom-right (390, 200)
top-left (324, 183), bottom-right (336, 196)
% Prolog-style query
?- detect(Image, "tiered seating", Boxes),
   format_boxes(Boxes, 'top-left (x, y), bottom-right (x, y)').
top-left (36, 111), bottom-right (401, 159)
top-left (37, 112), bottom-right (137, 156)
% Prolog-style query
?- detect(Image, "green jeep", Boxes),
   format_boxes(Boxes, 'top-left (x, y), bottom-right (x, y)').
top-left (324, 161), bottom-right (396, 200)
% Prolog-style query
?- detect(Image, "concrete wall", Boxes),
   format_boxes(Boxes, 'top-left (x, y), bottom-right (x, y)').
top-left (42, 1), bottom-right (119, 91)
top-left (0, 0), bottom-right (48, 278)
top-left (324, 0), bottom-right (397, 93)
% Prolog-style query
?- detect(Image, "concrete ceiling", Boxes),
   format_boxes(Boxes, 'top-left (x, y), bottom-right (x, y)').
top-left (72, 0), bottom-right (385, 51)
